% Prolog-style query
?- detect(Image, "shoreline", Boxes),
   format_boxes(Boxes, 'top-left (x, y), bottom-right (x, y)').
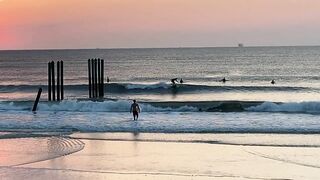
top-left (2, 132), bottom-right (320, 146)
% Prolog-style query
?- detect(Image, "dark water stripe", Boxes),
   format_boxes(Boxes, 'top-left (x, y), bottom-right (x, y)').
top-left (0, 83), bottom-right (314, 93)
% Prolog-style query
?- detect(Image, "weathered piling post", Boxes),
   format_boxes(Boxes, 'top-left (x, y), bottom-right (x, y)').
top-left (48, 62), bottom-right (52, 101)
top-left (61, 61), bottom-right (64, 100)
top-left (94, 59), bottom-right (98, 97)
top-left (100, 59), bottom-right (104, 98)
top-left (51, 61), bottom-right (56, 101)
top-left (92, 59), bottom-right (95, 98)
top-left (97, 58), bottom-right (101, 97)
top-left (57, 61), bottom-right (60, 101)
top-left (91, 59), bottom-right (95, 98)
top-left (88, 59), bottom-right (92, 98)
top-left (32, 88), bottom-right (42, 112)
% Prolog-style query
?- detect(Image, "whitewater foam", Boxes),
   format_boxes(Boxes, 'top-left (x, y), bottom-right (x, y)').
top-left (39, 100), bottom-right (198, 112)
top-left (3, 100), bottom-right (320, 114)
top-left (247, 101), bottom-right (320, 113)
top-left (0, 102), bottom-right (31, 111)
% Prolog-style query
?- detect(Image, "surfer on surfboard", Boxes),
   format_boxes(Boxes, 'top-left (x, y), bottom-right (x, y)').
top-left (130, 100), bottom-right (141, 121)
top-left (171, 78), bottom-right (178, 85)
top-left (219, 77), bottom-right (228, 83)
top-left (271, 79), bottom-right (276, 84)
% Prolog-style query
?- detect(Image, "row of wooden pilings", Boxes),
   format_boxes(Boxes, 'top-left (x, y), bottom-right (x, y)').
top-left (88, 58), bottom-right (104, 98)
top-left (34, 59), bottom-right (105, 111)
top-left (48, 61), bottom-right (64, 101)
top-left (47, 59), bottom-right (105, 100)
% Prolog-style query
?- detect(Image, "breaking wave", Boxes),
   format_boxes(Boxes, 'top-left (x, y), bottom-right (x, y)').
top-left (0, 100), bottom-right (198, 112)
top-left (247, 101), bottom-right (320, 114)
top-left (2, 100), bottom-right (320, 114)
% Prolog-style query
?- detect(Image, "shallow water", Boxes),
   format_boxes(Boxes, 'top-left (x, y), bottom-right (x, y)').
top-left (0, 110), bottom-right (319, 134)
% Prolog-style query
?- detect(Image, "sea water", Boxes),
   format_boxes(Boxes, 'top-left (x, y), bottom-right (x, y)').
top-left (1, 46), bottom-right (320, 135)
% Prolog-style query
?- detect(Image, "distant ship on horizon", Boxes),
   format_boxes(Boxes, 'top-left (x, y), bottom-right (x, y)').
top-left (238, 43), bottom-right (244, 47)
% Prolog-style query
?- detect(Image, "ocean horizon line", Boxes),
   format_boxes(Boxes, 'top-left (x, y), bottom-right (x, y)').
top-left (1, 44), bottom-right (320, 51)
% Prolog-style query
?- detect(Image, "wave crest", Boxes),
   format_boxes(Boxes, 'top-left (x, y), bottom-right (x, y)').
top-left (247, 101), bottom-right (320, 113)
top-left (3, 100), bottom-right (320, 114)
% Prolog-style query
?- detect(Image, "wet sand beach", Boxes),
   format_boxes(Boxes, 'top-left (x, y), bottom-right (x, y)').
top-left (1, 133), bottom-right (320, 179)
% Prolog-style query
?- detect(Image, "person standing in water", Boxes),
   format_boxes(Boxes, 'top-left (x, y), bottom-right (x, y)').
top-left (130, 100), bottom-right (141, 120)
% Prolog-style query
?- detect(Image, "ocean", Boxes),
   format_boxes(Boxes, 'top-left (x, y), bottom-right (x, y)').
top-left (1, 46), bottom-right (320, 134)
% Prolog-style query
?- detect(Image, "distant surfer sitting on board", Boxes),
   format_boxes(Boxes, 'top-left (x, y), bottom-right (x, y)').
top-left (130, 100), bottom-right (141, 120)
top-left (219, 77), bottom-right (228, 83)
top-left (271, 79), bottom-right (275, 84)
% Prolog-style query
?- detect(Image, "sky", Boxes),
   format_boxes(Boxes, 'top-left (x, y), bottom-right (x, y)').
top-left (1, 0), bottom-right (320, 49)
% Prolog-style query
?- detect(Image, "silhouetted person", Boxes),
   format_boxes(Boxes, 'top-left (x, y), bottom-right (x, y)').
top-left (171, 78), bottom-right (178, 85)
top-left (130, 100), bottom-right (140, 121)
top-left (180, 78), bottom-right (184, 84)
top-left (219, 77), bottom-right (227, 83)
top-left (107, 77), bottom-right (110, 83)
top-left (271, 79), bottom-right (276, 84)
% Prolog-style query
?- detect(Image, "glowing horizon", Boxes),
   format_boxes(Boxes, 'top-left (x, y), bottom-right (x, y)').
top-left (1, 0), bottom-right (320, 50)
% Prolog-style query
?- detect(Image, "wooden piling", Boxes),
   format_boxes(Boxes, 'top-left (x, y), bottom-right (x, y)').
top-left (52, 61), bottom-right (55, 101)
top-left (61, 61), bottom-right (64, 100)
top-left (92, 59), bottom-right (94, 98)
top-left (88, 59), bottom-right (92, 98)
top-left (91, 59), bottom-right (95, 98)
top-left (101, 59), bottom-right (104, 97)
top-left (94, 59), bottom-right (98, 98)
top-left (98, 59), bottom-right (101, 97)
top-left (48, 62), bottom-right (52, 101)
top-left (32, 88), bottom-right (42, 112)
top-left (57, 61), bottom-right (60, 101)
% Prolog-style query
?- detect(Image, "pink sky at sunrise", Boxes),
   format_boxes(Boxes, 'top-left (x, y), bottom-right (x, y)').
top-left (1, 0), bottom-right (320, 49)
